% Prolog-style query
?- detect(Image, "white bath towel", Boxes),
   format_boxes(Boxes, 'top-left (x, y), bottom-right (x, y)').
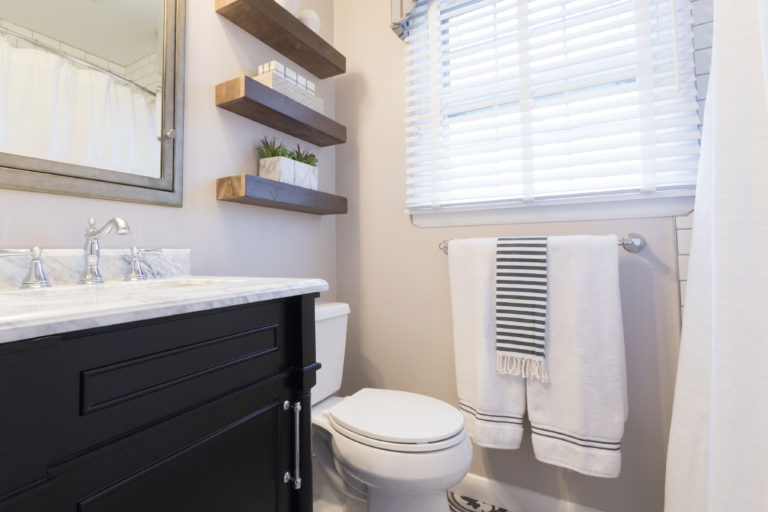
top-left (526, 235), bottom-right (627, 478)
top-left (448, 238), bottom-right (526, 449)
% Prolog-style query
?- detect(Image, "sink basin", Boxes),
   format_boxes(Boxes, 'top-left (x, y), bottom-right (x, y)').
top-left (0, 276), bottom-right (328, 344)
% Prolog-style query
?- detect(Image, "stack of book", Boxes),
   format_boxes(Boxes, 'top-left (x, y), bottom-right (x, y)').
top-left (254, 61), bottom-right (324, 113)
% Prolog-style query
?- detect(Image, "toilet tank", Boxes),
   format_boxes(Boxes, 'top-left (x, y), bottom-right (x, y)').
top-left (312, 302), bottom-right (350, 406)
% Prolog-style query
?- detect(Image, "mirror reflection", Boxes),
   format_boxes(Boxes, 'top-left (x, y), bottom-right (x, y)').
top-left (0, 0), bottom-right (164, 178)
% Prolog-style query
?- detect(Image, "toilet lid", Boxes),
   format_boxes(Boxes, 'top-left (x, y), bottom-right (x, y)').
top-left (327, 388), bottom-right (465, 449)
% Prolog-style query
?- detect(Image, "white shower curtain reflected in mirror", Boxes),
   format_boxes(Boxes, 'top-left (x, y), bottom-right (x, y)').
top-left (0, 32), bottom-right (160, 178)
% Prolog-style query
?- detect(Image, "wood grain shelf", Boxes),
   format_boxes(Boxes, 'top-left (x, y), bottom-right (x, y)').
top-left (216, 0), bottom-right (345, 79)
top-left (216, 76), bottom-right (346, 147)
top-left (217, 174), bottom-right (347, 215)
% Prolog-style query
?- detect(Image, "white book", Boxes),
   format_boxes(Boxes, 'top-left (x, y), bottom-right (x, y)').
top-left (253, 71), bottom-right (324, 113)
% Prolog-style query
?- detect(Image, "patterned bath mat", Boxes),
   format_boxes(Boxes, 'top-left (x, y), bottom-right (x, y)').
top-left (448, 491), bottom-right (509, 512)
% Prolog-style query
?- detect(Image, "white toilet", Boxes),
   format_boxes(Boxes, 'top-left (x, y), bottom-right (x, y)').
top-left (312, 303), bottom-right (473, 512)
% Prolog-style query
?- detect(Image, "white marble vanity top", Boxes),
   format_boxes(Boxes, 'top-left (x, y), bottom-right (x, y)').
top-left (0, 276), bottom-right (328, 344)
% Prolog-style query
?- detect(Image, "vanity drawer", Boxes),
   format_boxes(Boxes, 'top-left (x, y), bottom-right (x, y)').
top-left (66, 300), bottom-right (289, 441)
top-left (80, 318), bottom-right (280, 416)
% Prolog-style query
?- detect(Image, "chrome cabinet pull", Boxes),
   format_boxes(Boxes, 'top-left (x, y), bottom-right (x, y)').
top-left (283, 400), bottom-right (302, 490)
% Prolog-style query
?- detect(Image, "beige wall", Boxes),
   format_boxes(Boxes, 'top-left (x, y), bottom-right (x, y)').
top-left (333, 2), bottom-right (682, 511)
top-left (0, 0), bottom-right (338, 300)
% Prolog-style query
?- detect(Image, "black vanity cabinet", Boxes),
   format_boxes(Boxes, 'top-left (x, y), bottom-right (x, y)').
top-left (0, 293), bottom-right (319, 512)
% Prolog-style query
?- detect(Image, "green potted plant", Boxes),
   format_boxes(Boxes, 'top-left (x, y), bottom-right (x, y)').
top-left (257, 137), bottom-right (318, 190)
top-left (289, 144), bottom-right (318, 190)
top-left (257, 136), bottom-right (294, 184)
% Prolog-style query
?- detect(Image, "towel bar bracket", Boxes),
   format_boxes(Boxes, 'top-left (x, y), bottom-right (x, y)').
top-left (438, 233), bottom-right (647, 255)
top-left (619, 233), bottom-right (646, 253)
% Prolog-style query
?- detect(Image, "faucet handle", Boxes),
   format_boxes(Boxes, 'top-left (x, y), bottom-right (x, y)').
top-left (24, 247), bottom-right (51, 289)
top-left (0, 247), bottom-right (51, 289)
top-left (124, 247), bottom-right (163, 281)
top-left (85, 218), bottom-right (96, 236)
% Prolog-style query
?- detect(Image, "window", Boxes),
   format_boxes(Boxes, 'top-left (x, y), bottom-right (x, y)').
top-left (403, 0), bottom-right (700, 226)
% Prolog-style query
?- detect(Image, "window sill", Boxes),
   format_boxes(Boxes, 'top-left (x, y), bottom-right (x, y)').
top-left (410, 196), bottom-right (695, 227)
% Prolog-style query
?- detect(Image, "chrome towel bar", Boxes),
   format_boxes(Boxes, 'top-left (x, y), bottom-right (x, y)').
top-left (438, 233), bottom-right (646, 255)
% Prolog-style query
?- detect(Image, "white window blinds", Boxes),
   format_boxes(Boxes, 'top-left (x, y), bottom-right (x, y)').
top-left (403, 0), bottom-right (700, 224)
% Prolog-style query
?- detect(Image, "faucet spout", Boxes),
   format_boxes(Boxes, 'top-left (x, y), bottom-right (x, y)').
top-left (86, 217), bottom-right (130, 241)
top-left (80, 217), bottom-right (131, 285)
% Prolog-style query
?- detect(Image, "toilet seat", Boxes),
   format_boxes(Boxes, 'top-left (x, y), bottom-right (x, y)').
top-left (328, 416), bottom-right (467, 453)
top-left (326, 388), bottom-right (467, 453)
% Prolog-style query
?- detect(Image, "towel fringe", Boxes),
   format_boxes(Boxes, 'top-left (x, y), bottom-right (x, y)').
top-left (497, 353), bottom-right (549, 383)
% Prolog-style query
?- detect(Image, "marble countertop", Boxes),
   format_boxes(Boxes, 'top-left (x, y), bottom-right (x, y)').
top-left (0, 276), bottom-right (328, 345)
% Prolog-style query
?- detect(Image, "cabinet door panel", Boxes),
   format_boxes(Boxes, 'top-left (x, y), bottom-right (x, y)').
top-left (0, 375), bottom-right (294, 512)
top-left (79, 404), bottom-right (284, 512)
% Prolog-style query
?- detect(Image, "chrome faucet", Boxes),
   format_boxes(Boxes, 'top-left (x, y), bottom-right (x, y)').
top-left (124, 247), bottom-right (163, 281)
top-left (79, 217), bottom-right (130, 285)
top-left (0, 247), bottom-right (51, 288)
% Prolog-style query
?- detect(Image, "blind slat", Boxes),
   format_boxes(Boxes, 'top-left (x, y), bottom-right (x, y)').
top-left (404, 0), bottom-right (700, 213)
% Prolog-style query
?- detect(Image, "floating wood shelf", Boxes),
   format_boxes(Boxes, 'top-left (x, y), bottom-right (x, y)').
top-left (216, 0), bottom-right (346, 79)
top-left (217, 174), bottom-right (347, 215)
top-left (216, 76), bottom-right (346, 147)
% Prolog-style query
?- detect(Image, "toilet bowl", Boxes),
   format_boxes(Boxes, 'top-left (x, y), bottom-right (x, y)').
top-left (312, 303), bottom-right (472, 512)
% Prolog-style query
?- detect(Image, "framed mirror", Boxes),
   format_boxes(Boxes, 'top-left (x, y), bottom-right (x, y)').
top-left (0, 0), bottom-right (185, 206)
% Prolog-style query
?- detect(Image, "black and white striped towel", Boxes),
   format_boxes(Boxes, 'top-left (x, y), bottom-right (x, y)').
top-left (495, 237), bottom-right (549, 382)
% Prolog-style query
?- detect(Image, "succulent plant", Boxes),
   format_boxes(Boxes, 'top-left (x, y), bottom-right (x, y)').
top-left (258, 138), bottom-right (317, 166)
top-left (257, 136), bottom-right (289, 158)
top-left (288, 144), bottom-right (318, 167)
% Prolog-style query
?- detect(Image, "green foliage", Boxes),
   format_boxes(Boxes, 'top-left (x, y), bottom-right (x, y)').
top-left (258, 137), bottom-right (318, 166)
top-left (288, 144), bottom-right (318, 166)
top-left (257, 136), bottom-right (289, 158)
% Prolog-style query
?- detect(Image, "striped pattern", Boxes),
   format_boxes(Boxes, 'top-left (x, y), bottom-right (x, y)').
top-left (448, 492), bottom-right (510, 512)
top-left (495, 237), bottom-right (549, 381)
top-left (531, 424), bottom-right (622, 452)
top-left (459, 401), bottom-right (523, 426)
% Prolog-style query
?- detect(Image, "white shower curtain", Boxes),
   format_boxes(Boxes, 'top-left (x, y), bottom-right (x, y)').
top-left (665, 0), bottom-right (768, 510)
top-left (0, 33), bottom-right (160, 178)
